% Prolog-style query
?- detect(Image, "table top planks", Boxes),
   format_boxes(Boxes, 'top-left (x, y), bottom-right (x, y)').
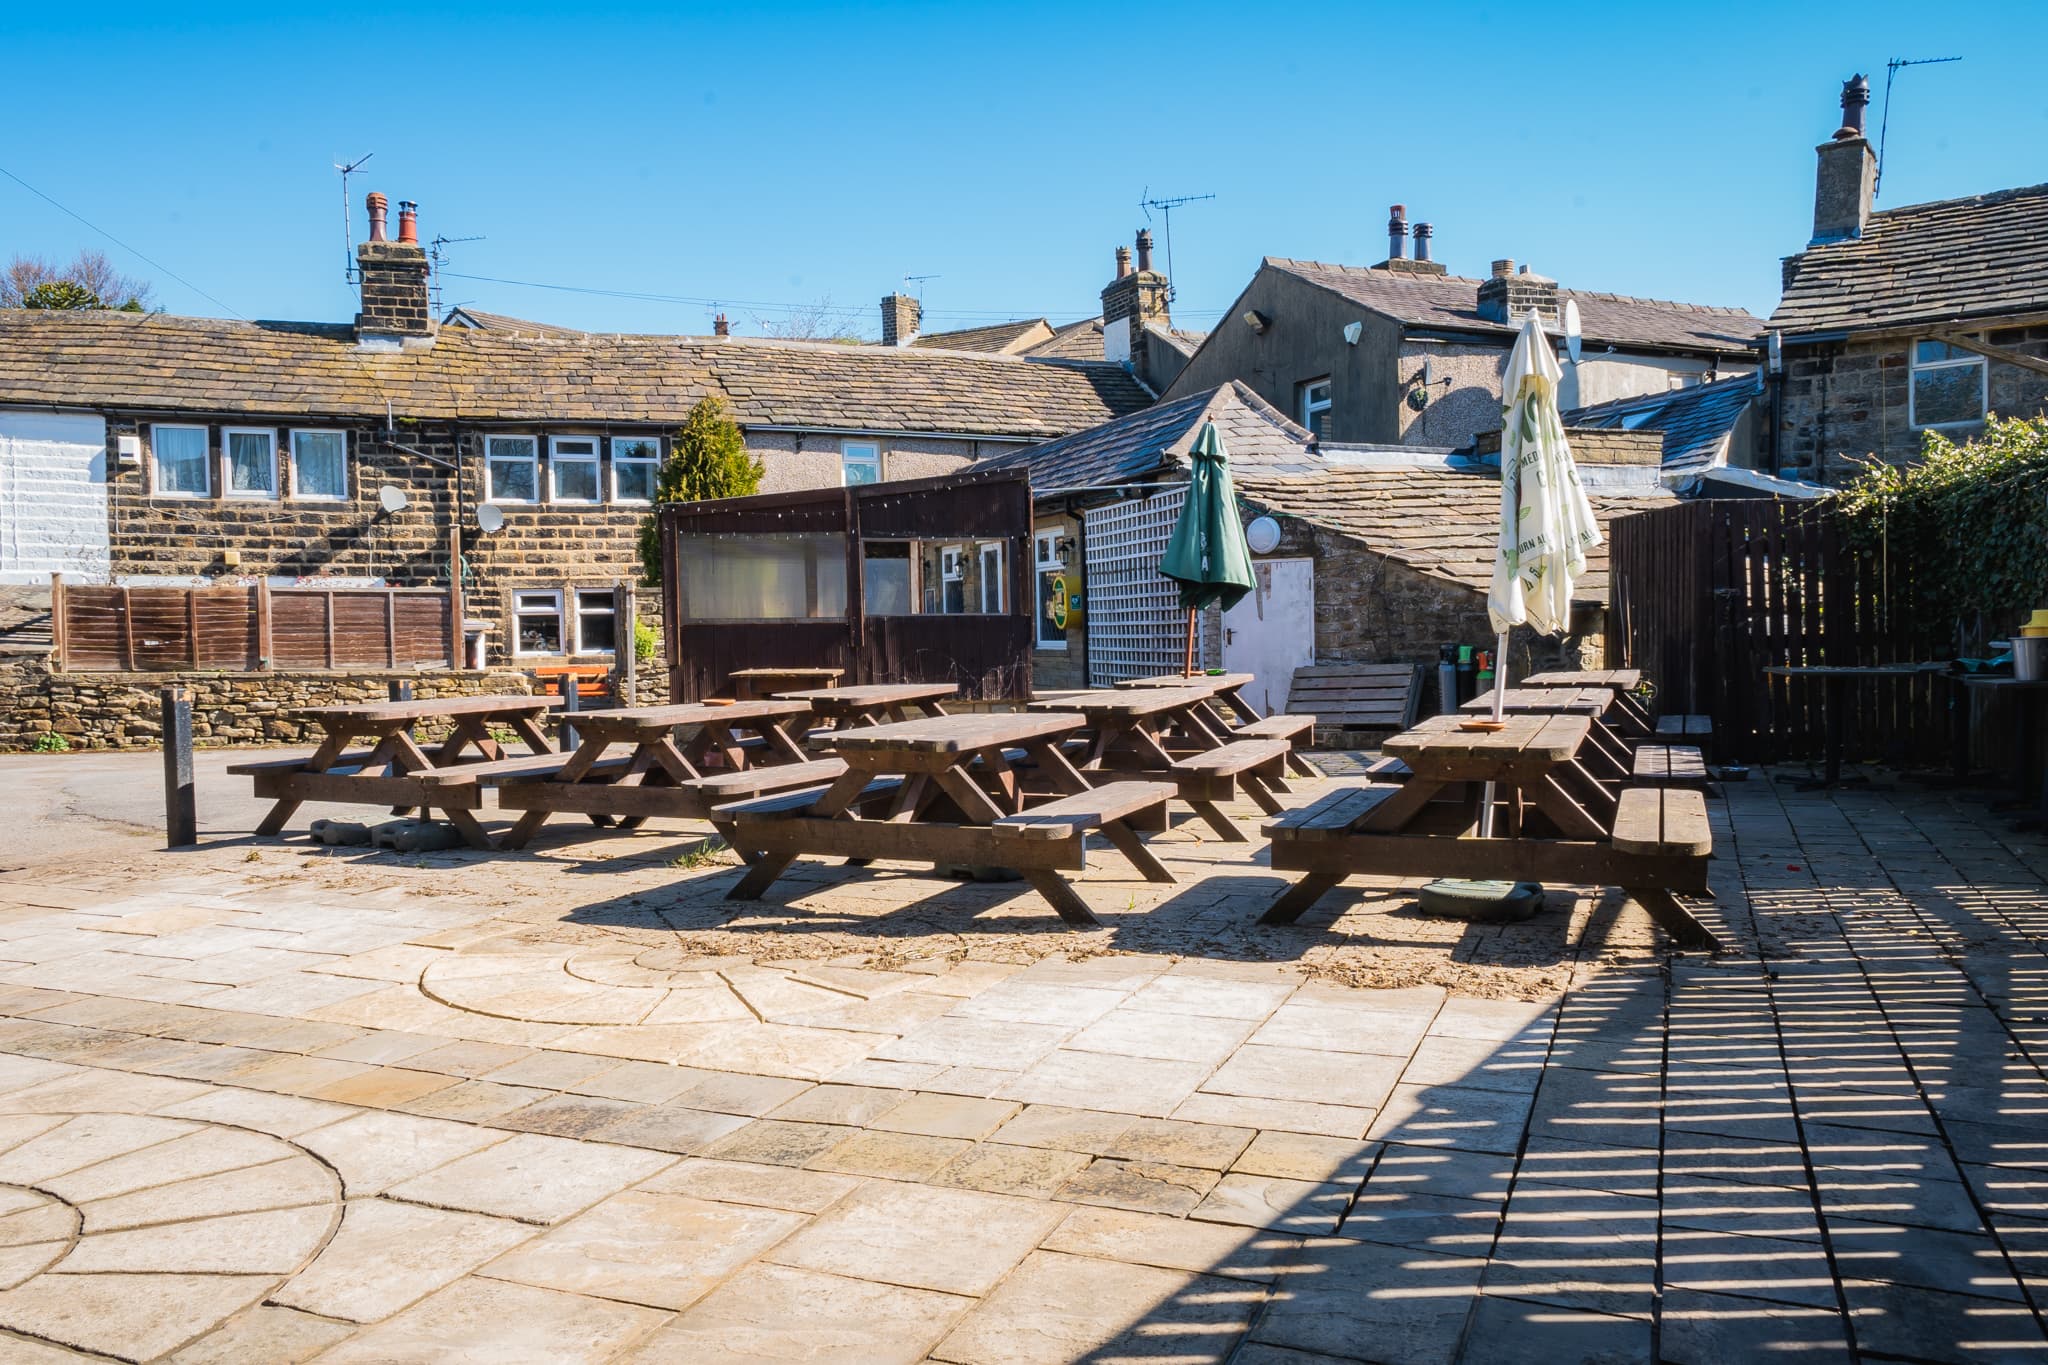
top-left (1114, 672), bottom-right (1255, 693)
top-left (1460, 687), bottom-right (1616, 717)
top-left (824, 711), bottom-right (1084, 758)
top-left (773, 683), bottom-right (959, 713)
top-left (295, 694), bottom-right (551, 726)
top-left (564, 699), bottom-right (813, 736)
top-left (1386, 712), bottom-right (1592, 773)
top-left (1523, 669), bottom-right (1642, 691)
top-left (1027, 686), bottom-right (1213, 719)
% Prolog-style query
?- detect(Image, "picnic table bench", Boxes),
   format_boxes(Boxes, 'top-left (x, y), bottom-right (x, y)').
top-left (717, 711), bottom-right (1175, 927)
top-left (479, 700), bottom-right (819, 848)
top-left (1259, 711), bottom-right (1720, 951)
top-left (231, 694), bottom-right (555, 849)
top-left (1028, 686), bottom-right (1285, 841)
top-left (773, 682), bottom-right (957, 731)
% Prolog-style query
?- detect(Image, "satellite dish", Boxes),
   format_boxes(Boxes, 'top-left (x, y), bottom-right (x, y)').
top-left (1562, 299), bottom-right (1583, 365)
top-left (1246, 515), bottom-right (1282, 556)
top-left (377, 485), bottom-right (409, 514)
top-left (475, 504), bottom-right (505, 534)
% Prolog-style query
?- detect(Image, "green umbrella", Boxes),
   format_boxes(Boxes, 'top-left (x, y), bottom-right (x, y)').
top-left (1159, 421), bottom-right (1256, 674)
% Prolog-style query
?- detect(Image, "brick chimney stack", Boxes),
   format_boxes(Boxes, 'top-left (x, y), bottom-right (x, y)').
top-left (881, 293), bottom-right (921, 347)
top-left (355, 191), bottom-right (432, 342)
top-left (1100, 231), bottom-right (1171, 371)
top-left (713, 312), bottom-right (730, 338)
top-left (1475, 259), bottom-right (1560, 326)
top-left (1811, 74), bottom-right (1877, 245)
top-left (1377, 204), bottom-right (1446, 275)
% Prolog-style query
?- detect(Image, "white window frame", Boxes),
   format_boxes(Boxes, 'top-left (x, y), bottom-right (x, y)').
top-left (841, 441), bottom-right (882, 486)
top-left (1908, 340), bottom-right (1988, 431)
top-left (1034, 529), bottom-right (1067, 651)
top-left (610, 436), bottom-right (661, 505)
top-left (221, 426), bottom-right (279, 500)
top-left (486, 434), bottom-right (540, 504)
top-left (512, 589), bottom-right (565, 657)
top-left (549, 436), bottom-right (602, 505)
top-left (149, 423), bottom-right (211, 499)
top-left (978, 541), bottom-right (1005, 614)
top-left (573, 588), bottom-right (618, 655)
top-left (287, 428), bottom-right (349, 502)
top-left (1300, 378), bottom-right (1332, 437)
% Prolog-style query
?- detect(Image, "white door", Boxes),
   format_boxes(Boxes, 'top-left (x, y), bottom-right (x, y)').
top-left (1221, 557), bottom-right (1314, 715)
top-left (0, 411), bottom-right (108, 583)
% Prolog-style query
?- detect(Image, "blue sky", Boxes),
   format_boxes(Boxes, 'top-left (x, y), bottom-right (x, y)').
top-left (7, 1), bottom-right (2043, 339)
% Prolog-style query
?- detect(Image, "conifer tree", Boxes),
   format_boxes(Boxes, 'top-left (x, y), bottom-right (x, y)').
top-left (638, 395), bottom-right (764, 583)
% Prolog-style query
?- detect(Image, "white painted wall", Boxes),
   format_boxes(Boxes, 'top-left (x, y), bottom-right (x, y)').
top-left (0, 411), bottom-right (109, 584)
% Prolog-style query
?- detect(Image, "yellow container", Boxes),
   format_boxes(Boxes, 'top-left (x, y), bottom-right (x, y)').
top-left (2023, 608), bottom-right (2048, 638)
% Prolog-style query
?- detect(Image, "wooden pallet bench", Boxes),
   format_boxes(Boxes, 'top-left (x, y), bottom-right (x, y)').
top-left (1285, 663), bottom-right (1425, 736)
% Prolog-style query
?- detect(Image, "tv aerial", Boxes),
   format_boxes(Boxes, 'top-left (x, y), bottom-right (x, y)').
top-left (1876, 56), bottom-right (1961, 197)
top-left (1138, 188), bottom-right (1215, 302)
top-left (335, 151), bottom-right (374, 283)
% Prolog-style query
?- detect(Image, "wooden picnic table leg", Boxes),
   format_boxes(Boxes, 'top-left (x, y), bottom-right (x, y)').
top-left (758, 718), bottom-right (812, 766)
top-left (728, 852), bottom-right (800, 900)
top-left (254, 723), bottom-right (356, 835)
top-left (1626, 886), bottom-right (1722, 952)
top-left (925, 699), bottom-right (950, 718)
top-left (501, 735), bottom-right (615, 849)
top-left (700, 720), bottom-right (751, 771)
top-left (1020, 871), bottom-right (1102, 928)
top-left (1260, 873), bottom-right (1344, 925)
top-left (724, 762), bottom-right (880, 900)
top-left (1238, 767), bottom-right (1287, 817)
top-left (1097, 821), bottom-right (1175, 884)
top-left (379, 730), bottom-right (497, 850)
top-left (976, 746), bottom-right (1023, 814)
top-left (505, 712), bottom-right (557, 755)
top-left (434, 716), bottom-right (503, 765)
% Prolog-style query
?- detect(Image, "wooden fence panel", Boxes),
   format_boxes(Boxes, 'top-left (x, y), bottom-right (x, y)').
top-left (1608, 500), bottom-right (1949, 766)
top-left (56, 585), bottom-right (455, 673)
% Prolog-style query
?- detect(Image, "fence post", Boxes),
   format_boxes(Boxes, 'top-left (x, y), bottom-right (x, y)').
top-left (49, 574), bottom-right (65, 672)
top-left (161, 686), bottom-right (196, 848)
top-left (559, 673), bottom-right (581, 751)
top-left (612, 580), bottom-right (636, 705)
top-left (256, 579), bottom-right (273, 670)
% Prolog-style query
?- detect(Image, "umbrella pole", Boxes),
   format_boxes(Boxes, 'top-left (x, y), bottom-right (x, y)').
top-left (1478, 630), bottom-right (1510, 837)
top-left (1183, 608), bottom-right (1198, 676)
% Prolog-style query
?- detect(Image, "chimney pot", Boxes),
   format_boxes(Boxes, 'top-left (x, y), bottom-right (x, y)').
top-left (1114, 245), bottom-right (1132, 279)
top-left (1491, 258), bottom-right (1515, 279)
top-left (396, 201), bottom-right (419, 245)
top-left (1835, 73), bottom-right (1872, 139)
top-left (1412, 222), bottom-right (1433, 263)
top-left (365, 192), bottom-right (388, 244)
top-left (1135, 229), bottom-right (1154, 274)
top-left (1387, 204), bottom-right (1408, 261)
top-left (713, 312), bottom-right (730, 338)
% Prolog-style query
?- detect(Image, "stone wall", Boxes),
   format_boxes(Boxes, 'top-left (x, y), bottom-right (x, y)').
top-left (1777, 326), bottom-right (2048, 481)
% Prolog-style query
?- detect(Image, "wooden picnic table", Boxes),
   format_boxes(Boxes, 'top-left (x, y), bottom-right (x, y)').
top-left (774, 682), bottom-right (957, 729)
top-left (234, 694), bottom-right (554, 849)
top-left (1461, 687), bottom-right (1632, 782)
top-left (718, 710), bottom-right (1176, 927)
top-left (1763, 663), bottom-right (1950, 788)
top-left (728, 667), bottom-right (844, 701)
top-left (1262, 711), bottom-right (1719, 950)
top-left (1522, 669), bottom-right (1652, 734)
top-left (487, 699), bottom-right (819, 848)
top-left (1115, 671), bottom-right (1263, 721)
top-left (1027, 686), bottom-right (1290, 840)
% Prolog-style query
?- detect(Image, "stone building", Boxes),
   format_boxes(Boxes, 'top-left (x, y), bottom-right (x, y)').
top-left (0, 194), bottom-right (1151, 672)
top-left (987, 382), bottom-right (1670, 716)
top-left (1159, 205), bottom-right (1761, 452)
top-left (1768, 77), bottom-right (2048, 481)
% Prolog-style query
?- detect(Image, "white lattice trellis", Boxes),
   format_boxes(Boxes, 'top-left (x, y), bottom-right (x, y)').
top-left (1084, 486), bottom-right (1200, 686)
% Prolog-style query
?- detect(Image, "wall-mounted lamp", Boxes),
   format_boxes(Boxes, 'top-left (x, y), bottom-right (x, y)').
top-left (1342, 321), bottom-right (1362, 346)
top-left (1242, 310), bottom-right (1270, 334)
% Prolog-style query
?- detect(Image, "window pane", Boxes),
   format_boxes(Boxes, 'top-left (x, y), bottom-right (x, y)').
top-left (612, 437), bottom-right (660, 461)
top-left (228, 432), bottom-right (274, 494)
top-left (863, 542), bottom-right (912, 615)
top-left (293, 432), bottom-right (346, 498)
top-left (614, 460), bottom-right (656, 503)
top-left (1914, 365), bottom-right (1982, 426)
top-left (155, 427), bottom-right (209, 494)
top-left (493, 437), bottom-right (539, 458)
top-left (843, 460), bottom-right (879, 486)
top-left (553, 458), bottom-right (599, 502)
top-left (677, 533), bottom-right (848, 620)
top-left (515, 592), bottom-right (562, 654)
top-left (554, 439), bottom-right (597, 456)
top-left (576, 591), bottom-right (616, 653)
top-left (491, 457), bottom-right (537, 501)
top-left (1915, 340), bottom-right (1967, 364)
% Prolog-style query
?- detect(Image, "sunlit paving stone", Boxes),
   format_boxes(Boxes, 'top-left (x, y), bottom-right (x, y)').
top-left (1657, 1288), bottom-right (1854, 1364)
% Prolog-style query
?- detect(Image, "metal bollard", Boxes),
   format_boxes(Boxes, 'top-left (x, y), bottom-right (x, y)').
top-left (560, 674), bottom-right (581, 751)
top-left (161, 686), bottom-right (196, 848)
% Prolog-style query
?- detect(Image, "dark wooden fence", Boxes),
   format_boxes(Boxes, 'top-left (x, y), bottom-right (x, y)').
top-left (53, 580), bottom-right (460, 673)
top-left (1607, 499), bottom-right (1949, 764)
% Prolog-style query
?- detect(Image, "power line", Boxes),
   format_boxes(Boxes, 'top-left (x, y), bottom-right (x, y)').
top-left (438, 269), bottom-right (1108, 325)
top-left (0, 164), bottom-right (243, 318)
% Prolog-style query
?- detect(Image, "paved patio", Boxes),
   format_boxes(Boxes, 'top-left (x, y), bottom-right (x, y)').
top-left (0, 754), bottom-right (2040, 1362)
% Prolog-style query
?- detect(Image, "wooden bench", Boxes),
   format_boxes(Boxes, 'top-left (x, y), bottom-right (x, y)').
top-left (530, 665), bottom-right (614, 701)
top-left (1268, 784), bottom-right (1401, 841)
top-left (1362, 756), bottom-right (1412, 784)
top-left (1286, 663), bottom-right (1425, 738)
top-left (1170, 738), bottom-right (1289, 841)
top-left (1235, 714), bottom-right (1321, 778)
top-left (1631, 744), bottom-right (1711, 790)
top-left (414, 752), bottom-right (635, 790)
top-left (711, 778), bottom-right (905, 822)
top-left (991, 781), bottom-right (1177, 885)
top-left (491, 758), bottom-right (853, 848)
top-left (226, 749), bottom-right (381, 777)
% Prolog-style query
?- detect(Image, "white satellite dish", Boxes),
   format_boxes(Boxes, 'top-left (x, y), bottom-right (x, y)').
top-left (377, 485), bottom-right (409, 514)
top-left (475, 504), bottom-right (505, 534)
top-left (1245, 515), bottom-right (1282, 556)
top-left (1562, 299), bottom-right (1583, 365)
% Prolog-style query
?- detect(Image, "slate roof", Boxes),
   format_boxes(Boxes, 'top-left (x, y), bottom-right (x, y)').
top-left (0, 310), bottom-right (1152, 438)
top-left (1267, 258), bottom-right (1763, 356)
top-left (1025, 319), bottom-right (1106, 360)
top-left (441, 308), bottom-right (588, 339)
top-left (1561, 375), bottom-right (1763, 476)
top-left (909, 319), bottom-right (1054, 354)
top-left (1770, 183), bottom-right (2048, 335)
top-left (983, 381), bottom-right (1319, 490)
top-left (1233, 467), bottom-right (1672, 605)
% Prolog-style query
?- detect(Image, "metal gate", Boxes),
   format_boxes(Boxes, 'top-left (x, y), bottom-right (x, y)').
top-left (1084, 486), bottom-right (1195, 685)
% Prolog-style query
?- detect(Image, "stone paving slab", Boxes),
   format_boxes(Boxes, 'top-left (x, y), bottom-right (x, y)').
top-left (0, 760), bottom-right (2038, 1358)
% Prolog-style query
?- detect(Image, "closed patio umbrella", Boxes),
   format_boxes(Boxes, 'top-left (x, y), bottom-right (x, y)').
top-left (1159, 421), bottom-right (1256, 675)
top-left (1479, 310), bottom-right (1602, 831)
